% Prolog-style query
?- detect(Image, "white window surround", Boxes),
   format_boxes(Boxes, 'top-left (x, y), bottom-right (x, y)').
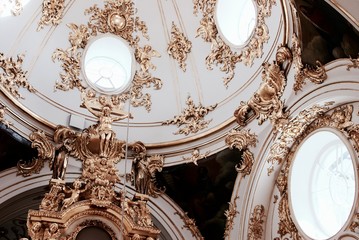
top-left (215, 0), bottom-right (257, 48)
top-left (289, 129), bottom-right (357, 240)
top-left (82, 34), bottom-right (134, 95)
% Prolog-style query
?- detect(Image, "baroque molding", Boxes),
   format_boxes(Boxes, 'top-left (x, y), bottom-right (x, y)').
top-left (234, 45), bottom-right (292, 130)
top-left (182, 149), bottom-right (209, 165)
top-left (225, 129), bottom-right (258, 176)
top-left (291, 34), bottom-right (327, 92)
top-left (167, 22), bottom-right (192, 72)
top-left (37, 0), bottom-right (65, 31)
top-left (162, 96), bottom-right (217, 135)
top-left (224, 196), bottom-right (239, 238)
top-left (193, 0), bottom-right (274, 86)
top-left (248, 205), bottom-right (265, 240)
top-left (52, 0), bottom-right (162, 113)
top-left (174, 211), bottom-right (204, 240)
top-left (0, 53), bottom-right (35, 99)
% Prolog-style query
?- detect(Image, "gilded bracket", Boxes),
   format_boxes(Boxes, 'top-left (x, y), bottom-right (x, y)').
top-left (225, 129), bottom-right (258, 176)
top-left (292, 34), bottom-right (327, 92)
top-left (168, 22), bottom-right (192, 72)
top-left (0, 53), bottom-right (35, 99)
top-left (37, 0), bottom-right (65, 31)
top-left (247, 205), bottom-right (266, 240)
top-left (162, 96), bottom-right (217, 135)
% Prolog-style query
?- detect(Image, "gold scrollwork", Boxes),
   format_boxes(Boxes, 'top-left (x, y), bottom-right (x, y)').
top-left (53, 0), bottom-right (162, 113)
top-left (174, 211), bottom-right (204, 240)
top-left (248, 205), bottom-right (266, 240)
top-left (162, 96), bottom-right (217, 135)
top-left (292, 34), bottom-right (327, 92)
top-left (168, 22), bottom-right (192, 72)
top-left (234, 45), bottom-right (292, 130)
top-left (224, 196), bottom-right (239, 238)
top-left (37, 0), bottom-right (65, 31)
top-left (225, 129), bottom-right (258, 176)
top-left (182, 149), bottom-right (210, 166)
top-left (0, 52), bottom-right (35, 99)
top-left (193, 0), bottom-right (274, 86)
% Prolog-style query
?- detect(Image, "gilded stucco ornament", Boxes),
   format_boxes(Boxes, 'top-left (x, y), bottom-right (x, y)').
top-left (0, 53), bottom-right (35, 99)
top-left (0, 0), bottom-right (23, 16)
top-left (182, 149), bottom-right (210, 165)
top-left (347, 54), bottom-right (359, 71)
top-left (248, 205), bottom-right (266, 240)
top-left (234, 46), bottom-right (292, 129)
top-left (270, 104), bottom-right (359, 239)
top-left (0, 105), bottom-right (12, 128)
top-left (168, 22), bottom-right (192, 72)
top-left (37, 0), bottom-right (65, 31)
top-left (174, 211), bottom-right (204, 240)
top-left (291, 34), bottom-right (327, 92)
top-left (193, 0), bottom-right (274, 86)
top-left (26, 104), bottom-right (160, 239)
top-left (224, 196), bottom-right (239, 238)
top-left (162, 96), bottom-right (217, 135)
top-left (225, 129), bottom-right (258, 176)
top-left (53, 0), bottom-right (162, 113)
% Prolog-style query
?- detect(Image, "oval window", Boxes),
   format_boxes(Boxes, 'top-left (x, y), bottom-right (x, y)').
top-left (82, 34), bottom-right (134, 94)
top-left (215, 0), bottom-right (257, 47)
top-left (289, 130), bottom-right (356, 239)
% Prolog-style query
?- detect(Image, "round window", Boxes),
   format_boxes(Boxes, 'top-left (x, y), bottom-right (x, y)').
top-left (289, 130), bottom-right (356, 239)
top-left (215, 0), bottom-right (257, 47)
top-left (82, 34), bottom-right (134, 94)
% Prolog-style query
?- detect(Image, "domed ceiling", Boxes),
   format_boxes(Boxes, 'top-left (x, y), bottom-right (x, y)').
top-left (0, 0), bottom-right (282, 163)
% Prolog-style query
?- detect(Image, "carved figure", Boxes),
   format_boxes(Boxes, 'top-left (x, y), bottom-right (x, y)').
top-left (135, 45), bottom-right (160, 74)
top-left (29, 222), bottom-right (42, 240)
top-left (50, 146), bottom-right (68, 180)
top-left (61, 179), bottom-right (87, 210)
top-left (43, 223), bottom-right (61, 240)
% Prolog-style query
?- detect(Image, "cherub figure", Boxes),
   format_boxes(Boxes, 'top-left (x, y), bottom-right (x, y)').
top-left (43, 223), bottom-right (61, 240)
top-left (61, 179), bottom-right (87, 210)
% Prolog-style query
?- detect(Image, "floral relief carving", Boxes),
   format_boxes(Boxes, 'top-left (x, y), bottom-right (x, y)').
top-left (53, 0), bottom-right (162, 113)
top-left (0, 53), bottom-right (35, 99)
top-left (174, 211), bottom-right (204, 240)
top-left (193, 0), bottom-right (274, 86)
top-left (224, 196), bottom-right (239, 238)
top-left (248, 205), bottom-right (266, 240)
top-left (37, 0), bottom-right (65, 31)
top-left (225, 129), bottom-right (258, 176)
top-left (162, 96), bottom-right (217, 135)
top-left (168, 22), bottom-right (192, 72)
top-left (291, 34), bottom-right (327, 92)
top-left (234, 46), bottom-right (292, 130)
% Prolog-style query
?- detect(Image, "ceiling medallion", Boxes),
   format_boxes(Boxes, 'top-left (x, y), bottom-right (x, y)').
top-left (174, 211), bottom-right (204, 239)
top-left (168, 22), bottom-right (192, 72)
top-left (0, 52), bottom-right (34, 99)
top-left (224, 196), bottom-right (239, 238)
top-left (193, 0), bottom-right (274, 86)
top-left (247, 205), bottom-right (265, 240)
top-left (37, 0), bottom-right (65, 31)
top-left (234, 45), bottom-right (292, 130)
top-left (53, 0), bottom-right (162, 113)
top-left (291, 34), bottom-right (327, 92)
top-left (182, 149), bottom-right (210, 165)
top-left (162, 96), bottom-right (218, 135)
top-left (271, 104), bottom-right (359, 239)
top-left (225, 129), bottom-right (257, 177)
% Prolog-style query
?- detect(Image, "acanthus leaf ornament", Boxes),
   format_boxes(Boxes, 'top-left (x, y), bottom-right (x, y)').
top-left (234, 45), bottom-right (292, 130)
top-left (0, 53), bottom-right (35, 99)
top-left (291, 34), bottom-right (327, 92)
top-left (168, 22), bottom-right (192, 72)
top-left (225, 129), bottom-right (258, 176)
top-left (193, 0), bottom-right (274, 86)
top-left (37, 0), bottom-right (65, 31)
top-left (162, 96), bottom-right (217, 135)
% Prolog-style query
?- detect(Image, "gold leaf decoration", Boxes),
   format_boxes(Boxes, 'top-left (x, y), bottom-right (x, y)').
top-left (0, 105), bottom-right (12, 128)
top-left (162, 96), bottom-right (217, 135)
top-left (174, 211), bottom-right (204, 240)
top-left (53, 0), bottom-right (162, 113)
top-left (168, 22), bottom-right (192, 71)
top-left (224, 196), bottom-right (239, 238)
top-left (0, 0), bottom-right (23, 16)
top-left (182, 149), bottom-right (210, 165)
top-left (248, 205), bottom-right (265, 240)
top-left (37, 0), bottom-right (65, 31)
top-left (292, 34), bottom-right (327, 92)
top-left (0, 53), bottom-right (35, 99)
top-left (193, 0), bottom-right (274, 86)
top-left (225, 129), bottom-right (258, 176)
top-left (347, 55), bottom-right (359, 71)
